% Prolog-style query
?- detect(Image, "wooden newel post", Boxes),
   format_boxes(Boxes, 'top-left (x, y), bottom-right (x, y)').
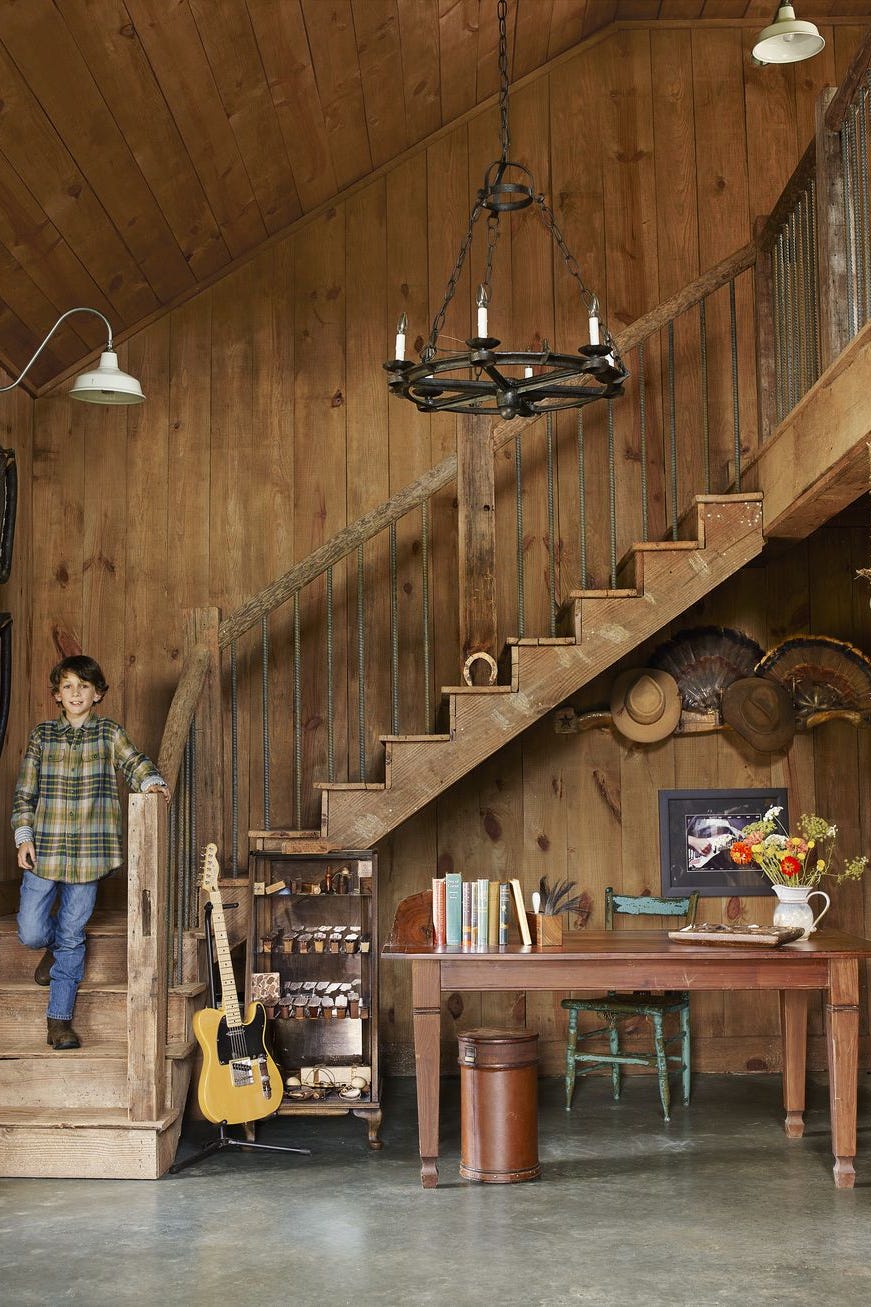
top-left (815, 86), bottom-right (850, 372)
top-left (183, 607), bottom-right (225, 856)
top-left (457, 414), bottom-right (497, 684)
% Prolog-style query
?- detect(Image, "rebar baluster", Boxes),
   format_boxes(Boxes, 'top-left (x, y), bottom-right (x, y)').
top-left (699, 299), bottom-right (711, 489)
top-left (260, 614), bottom-right (271, 830)
top-left (842, 116), bottom-right (858, 338)
top-left (576, 411), bottom-right (588, 588)
top-left (607, 400), bottom-right (617, 588)
top-left (637, 342), bottom-right (649, 541)
top-left (168, 798), bottom-right (179, 986)
top-left (230, 642), bottom-right (239, 873)
top-left (293, 593), bottom-right (302, 828)
top-left (357, 545), bottom-right (366, 780)
top-left (786, 210), bottom-right (798, 411)
top-left (421, 502), bottom-right (432, 730)
top-left (188, 725), bottom-right (197, 929)
top-left (182, 736), bottom-right (193, 930)
top-left (514, 434), bottom-right (525, 637)
top-left (773, 236), bottom-right (786, 423)
top-left (326, 567), bottom-right (335, 781)
top-left (795, 195), bottom-right (808, 399)
top-left (667, 320), bottom-right (678, 539)
top-left (852, 94), bottom-right (863, 324)
top-left (805, 176), bottom-right (816, 379)
top-left (389, 521), bottom-right (399, 735)
top-left (729, 279), bottom-right (741, 491)
top-left (545, 412), bottom-right (557, 635)
top-left (175, 760), bottom-right (185, 985)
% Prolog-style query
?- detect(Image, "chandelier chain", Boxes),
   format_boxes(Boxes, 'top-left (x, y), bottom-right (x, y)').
top-left (497, 0), bottom-right (510, 161)
top-left (534, 193), bottom-right (598, 318)
top-left (424, 195), bottom-right (487, 360)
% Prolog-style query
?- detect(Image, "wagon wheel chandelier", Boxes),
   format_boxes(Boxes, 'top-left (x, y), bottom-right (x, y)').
top-left (383, 0), bottom-right (628, 420)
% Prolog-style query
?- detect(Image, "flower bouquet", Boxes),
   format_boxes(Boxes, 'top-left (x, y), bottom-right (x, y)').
top-left (729, 806), bottom-right (867, 888)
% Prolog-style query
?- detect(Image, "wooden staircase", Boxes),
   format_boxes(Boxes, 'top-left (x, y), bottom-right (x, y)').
top-left (257, 495), bottom-right (764, 853)
top-left (0, 910), bottom-right (201, 1178)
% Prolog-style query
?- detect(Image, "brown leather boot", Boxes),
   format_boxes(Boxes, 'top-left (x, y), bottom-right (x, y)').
top-left (34, 949), bottom-right (54, 986)
top-left (46, 1018), bottom-right (81, 1050)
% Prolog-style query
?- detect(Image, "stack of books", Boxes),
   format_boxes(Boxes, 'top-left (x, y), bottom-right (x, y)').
top-left (431, 875), bottom-right (532, 949)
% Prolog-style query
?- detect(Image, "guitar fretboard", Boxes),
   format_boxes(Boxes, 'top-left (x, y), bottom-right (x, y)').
top-left (208, 892), bottom-right (243, 1029)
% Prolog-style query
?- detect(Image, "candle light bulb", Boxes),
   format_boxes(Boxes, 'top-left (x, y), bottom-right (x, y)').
top-left (476, 284), bottom-right (489, 339)
top-left (394, 312), bottom-right (408, 362)
top-left (524, 365), bottom-right (533, 379)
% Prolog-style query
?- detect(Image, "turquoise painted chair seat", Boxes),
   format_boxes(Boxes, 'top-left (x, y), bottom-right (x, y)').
top-left (561, 887), bottom-right (699, 1122)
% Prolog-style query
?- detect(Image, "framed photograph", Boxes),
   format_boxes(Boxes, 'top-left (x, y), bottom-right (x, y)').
top-left (658, 787), bottom-right (788, 898)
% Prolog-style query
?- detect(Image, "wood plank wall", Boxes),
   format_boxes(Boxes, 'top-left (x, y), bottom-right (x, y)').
top-left (3, 22), bottom-right (869, 1067)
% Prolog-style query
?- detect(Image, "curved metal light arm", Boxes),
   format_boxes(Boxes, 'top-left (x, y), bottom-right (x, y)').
top-left (0, 307), bottom-right (113, 394)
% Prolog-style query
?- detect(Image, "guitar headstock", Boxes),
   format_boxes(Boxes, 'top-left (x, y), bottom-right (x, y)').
top-left (199, 843), bottom-right (221, 895)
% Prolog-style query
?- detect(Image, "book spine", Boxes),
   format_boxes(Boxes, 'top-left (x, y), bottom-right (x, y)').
top-left (477, 878), bottom-right (489, 950)
top-left (432, 877), bottom-right (447, 949)
top-left (445, 874), bottom-right (462, 947)
top-left (488, 881), bottom-right (499, 947)
top-left (510, 878), bottom-right (532, 946)
top-left (469, 882), bottom-right (478, 948)
top-left (462, 881), bottom-right (473, 949)
top-left (498, 882), bottom-right (510, 945)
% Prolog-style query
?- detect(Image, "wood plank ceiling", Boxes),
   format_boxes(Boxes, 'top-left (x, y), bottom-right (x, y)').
top-left (0, 0), bottom-right (868, 394)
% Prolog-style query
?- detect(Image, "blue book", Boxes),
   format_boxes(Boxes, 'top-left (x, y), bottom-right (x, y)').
top-left (445, 874), bottom-right (462, 947)
top-left (498, 882), bottom-right (511, 946)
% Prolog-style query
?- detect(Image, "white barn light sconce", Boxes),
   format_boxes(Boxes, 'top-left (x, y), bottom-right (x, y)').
top-left (0, 307), bottom-right (145, 405)
top-left (752, 5), bottom-right (825, 66)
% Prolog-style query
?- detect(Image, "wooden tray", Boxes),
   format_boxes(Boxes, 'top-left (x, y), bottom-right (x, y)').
top-left (668, 923), bottom-right (805, 947)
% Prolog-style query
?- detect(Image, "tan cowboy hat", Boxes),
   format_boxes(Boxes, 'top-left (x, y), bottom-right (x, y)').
top-left (610, 668), bottom-right (682, 743)
top-left (721, 676), bottom-right (796, 751)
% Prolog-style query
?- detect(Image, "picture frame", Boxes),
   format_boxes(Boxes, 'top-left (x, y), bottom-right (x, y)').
top-left (658, 787), bottom-right (788, 898)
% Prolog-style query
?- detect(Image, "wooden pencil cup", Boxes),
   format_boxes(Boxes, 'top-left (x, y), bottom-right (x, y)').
top-left (458, 1028), bottom-right (541, 1183)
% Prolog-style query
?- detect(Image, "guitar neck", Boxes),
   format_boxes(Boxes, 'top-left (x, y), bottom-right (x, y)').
top-left (208, 893), bottom-right (243, 1029)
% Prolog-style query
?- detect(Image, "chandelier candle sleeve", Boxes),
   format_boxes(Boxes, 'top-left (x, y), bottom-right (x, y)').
top-left (394, 313), bottom-right (407, 363)
top-left (476, 286), bottom-right (488, 339)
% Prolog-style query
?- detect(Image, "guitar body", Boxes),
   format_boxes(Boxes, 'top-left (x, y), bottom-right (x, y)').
top-left (193, 1001), bottom-right (283, 1125)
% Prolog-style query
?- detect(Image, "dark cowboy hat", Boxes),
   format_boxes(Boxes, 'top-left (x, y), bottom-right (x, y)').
top-left (721, 676), bottom-right (796, 751)
top-left (610, 668), bottom-right (682, 743)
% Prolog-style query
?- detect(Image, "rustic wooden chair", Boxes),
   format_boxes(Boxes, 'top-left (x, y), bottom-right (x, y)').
top-left (561, 887), bottom-right (700, 1121)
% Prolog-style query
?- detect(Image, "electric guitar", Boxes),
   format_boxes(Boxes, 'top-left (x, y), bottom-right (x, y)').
top-left (192, 844), bottom-right (283, 1125)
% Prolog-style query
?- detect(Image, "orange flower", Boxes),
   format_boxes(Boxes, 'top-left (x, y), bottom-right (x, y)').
top-left (730, 841), bottom-right (753, 866)
top-left (780, 855), bottom-right (802, 878)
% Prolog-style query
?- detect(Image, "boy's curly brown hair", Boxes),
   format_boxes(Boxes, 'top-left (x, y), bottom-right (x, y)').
top-left (49, 655), bottom-right (109, 697)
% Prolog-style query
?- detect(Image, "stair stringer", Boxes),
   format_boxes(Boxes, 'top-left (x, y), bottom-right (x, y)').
top-left (321, 496), bottom-right (764, 850)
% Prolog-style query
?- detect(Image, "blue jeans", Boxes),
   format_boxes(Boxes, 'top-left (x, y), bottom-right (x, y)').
top-left (17, 871), bottom-right (99, 1021)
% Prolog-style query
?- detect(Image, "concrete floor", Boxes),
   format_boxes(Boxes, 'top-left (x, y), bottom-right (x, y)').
top-left (1, 1073), bottom-right (870, 1306)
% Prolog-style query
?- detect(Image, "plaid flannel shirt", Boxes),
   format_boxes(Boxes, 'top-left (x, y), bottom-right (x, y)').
top-left (11, 713), bottom-right (165, 883)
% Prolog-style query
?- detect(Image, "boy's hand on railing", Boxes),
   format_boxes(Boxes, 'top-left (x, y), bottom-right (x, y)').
top-left (153, 784), bottom-right (171, 805)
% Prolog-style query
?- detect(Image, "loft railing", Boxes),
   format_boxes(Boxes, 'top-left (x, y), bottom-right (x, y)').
top-left (124, 47), bottom-right (871, 1111)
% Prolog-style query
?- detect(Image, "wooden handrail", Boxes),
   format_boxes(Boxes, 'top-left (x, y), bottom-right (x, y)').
top-left (217, 454), bottom-right (458, 648)
top-left (755, 140), bottom-right (817, 251)
top-left (156, 642), bottom-right (210, 790)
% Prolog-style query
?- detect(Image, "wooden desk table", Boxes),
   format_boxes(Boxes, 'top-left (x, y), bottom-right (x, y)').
top-left (382, 929), bottom-right (871, 1190)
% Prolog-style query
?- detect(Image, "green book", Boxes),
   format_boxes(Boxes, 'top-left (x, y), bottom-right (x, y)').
top-left (445, 873), bottom-right (462, 947)
top-left (477, 878), bottom-right (489, 950)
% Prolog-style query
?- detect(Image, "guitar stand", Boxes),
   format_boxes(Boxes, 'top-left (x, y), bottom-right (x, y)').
top-left (169, 902), bottom-right (311, 1175)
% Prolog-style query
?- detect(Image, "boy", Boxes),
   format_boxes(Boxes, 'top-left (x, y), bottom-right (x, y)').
top-left (12, 655), bottom-right (170, 1050)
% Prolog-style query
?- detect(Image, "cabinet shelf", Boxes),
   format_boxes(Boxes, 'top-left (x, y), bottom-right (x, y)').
top-left (247, 848), bottom-right (382, 1150)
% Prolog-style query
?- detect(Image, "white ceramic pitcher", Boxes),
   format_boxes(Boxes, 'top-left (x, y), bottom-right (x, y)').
top-left (772, 884), bottom-right (830, 939)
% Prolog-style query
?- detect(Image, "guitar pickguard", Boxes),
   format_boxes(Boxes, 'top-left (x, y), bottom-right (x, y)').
top-left (215, 1007), bottom-right (269, 1065)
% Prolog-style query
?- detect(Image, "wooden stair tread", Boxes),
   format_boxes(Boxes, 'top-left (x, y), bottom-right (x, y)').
top-left (0, 1106), bottom-right (178, 1130)
top-left (0, 910), bottom-right (127, 936)
top-left (561, 588), bottom-right (639, 601)
top-left (314, 781), bottom-right (386, 791)
top-left (0, 981), bottom-right (128, 995)
top-left (441, 684), bottom-right (513, 695)
top-left (0, 1041), bottom-right (127, 1059)
top-left (627, 539), bottom-right (699, 552)
top-left (380, 734), bottom-right (452, 743)
top-left (249, 829), bottom-right (322, 839)
top-left (506, 637), bottom-right (576, 646)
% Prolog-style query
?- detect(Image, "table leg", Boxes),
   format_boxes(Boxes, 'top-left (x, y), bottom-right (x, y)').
top-left (412, 959), bottom-right (442, 1188)
top-left (779, 989), bottom-right (808, 1138)
top-left (826, 958), bottom-right (860, 1189)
